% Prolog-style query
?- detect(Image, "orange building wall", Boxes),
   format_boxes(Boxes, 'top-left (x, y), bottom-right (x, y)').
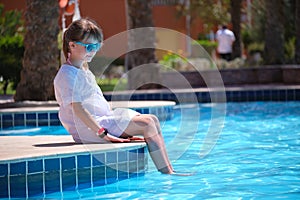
top-left (153, 5), bottom-right (185, 33)
top-left (1, 0), bottom-right (204, 40)
top-left (1, 0), bottom-right (26, 12)
top-left (79, 0), bottom-right (127, 39)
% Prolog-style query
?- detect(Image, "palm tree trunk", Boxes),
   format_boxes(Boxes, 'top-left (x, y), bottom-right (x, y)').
top-left (230, 0), bottom-right (242, 59)
top-left (14, 0), bottom-right (59, 101)
top-left (263, 0), bottom-right (285, 65)
top-left (295, 0), bottom-right (300, 64)
top-left (126, 0), bottom-right (161, 90)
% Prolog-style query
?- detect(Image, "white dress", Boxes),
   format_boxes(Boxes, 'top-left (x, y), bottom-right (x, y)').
top-left (54, 64), bottom-right (139, 143)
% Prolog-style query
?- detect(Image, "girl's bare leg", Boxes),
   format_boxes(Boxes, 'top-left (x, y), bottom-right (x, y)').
top-left (121, 114), bottom-right (174, 174)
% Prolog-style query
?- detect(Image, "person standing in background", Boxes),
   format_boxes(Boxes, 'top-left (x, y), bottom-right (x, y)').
top-left (216, 25), bottom-right (236, 61)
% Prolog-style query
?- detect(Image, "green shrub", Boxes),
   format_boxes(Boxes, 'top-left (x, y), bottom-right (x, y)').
top-left (0, 4), bottom-right (24, 94)
top-left (0, 35), bottom-right (24, 94)
top-left (193, 40), bottom-right (217, 55)
top-left (284, 37), bottom-right (295, 63)
top-left (97, 78), bottom-right (127, 92)
top-left (159, 51), bottom-right (187, 71)
top-left (247, 42), bottom-right (264, 55)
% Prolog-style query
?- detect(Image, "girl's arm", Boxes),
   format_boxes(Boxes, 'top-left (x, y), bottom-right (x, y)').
top-left (71, 102), bottom-right (130, 143)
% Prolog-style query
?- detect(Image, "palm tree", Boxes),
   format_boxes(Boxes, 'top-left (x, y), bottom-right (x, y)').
top-left (14, 0), bottom-right (59, 101)
top-left (230, 0), bottom-right (242, 59)
top-left (263, 0), bottom-right (285, 64)
top-left (295, 0), bottom-right (300, 64)
top-left (126, 0), bottom-right (161, 90)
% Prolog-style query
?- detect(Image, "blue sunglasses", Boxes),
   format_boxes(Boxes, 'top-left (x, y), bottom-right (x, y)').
top-left (75, 41), bottom-right (101, 52)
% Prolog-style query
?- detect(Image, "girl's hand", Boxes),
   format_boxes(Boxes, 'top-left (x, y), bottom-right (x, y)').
top-left (104, 134), bottom-right (130, 143)
top-left (129, 136), bottom-right (145, 142)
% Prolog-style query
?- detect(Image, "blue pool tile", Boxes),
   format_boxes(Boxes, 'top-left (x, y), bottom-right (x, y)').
top-left (137, 147), bottom-right (145, 160)
top-left (14, 113), bottom-right (24, 120)
top-left (92, 153), bottom-right (105, 166)
top-left (62, 156), bottom-right (75, 170)
top-left (38, 113), bottom-right (48, 120)
top-left (10, 162), bottom-right (26, 175)
top-left (77, 154), bottom-right (91, 168)
top-left (142, 108), bottom-right (150, 114)
top-left (106, 152), bottom-right (117, 164)
top-left (270, 90), bottom-right (279, 101)
top-left (38, 121), bottom-right (48, 126)
top-left (62, 169), bottom-right (76, 191)
top-left (152, 93), bottom-right (161, 100)
top-left (255, 90), bottom-right (264, 101)
top-left (118, 150), bottom-right (128, 162)
top-left (286, 89), bottom-right (295, 100)
top-left (50, 112), bottom-right (58, 120)
top-left (2, 114), bottom-right (12, 121)
top-left (138, 94), bottom-right (146, 100)
top-left (0, 176), bottom-right (8, 198)
top-left (27, 173), bottom-right (43, 196)
top-left (295, 89), bottom-right (300, 100)
top-left (0, 164), bottom-right (8, 176)
top-left (227, 91), bottom-right (238, 102)
top-left (129, 172), bottom-right (138, 178)
top-left (134, 108), bottom-right (142, 114)
top-left (50, 120), bottom-right (61, 126)
top-left (225, 91), bottom-right (231, 100)
top-left (106, 164), bottom-right (117, 184)
top-left (26, 113), bottom-right (37, 126)
top-left (162, 93), bottom-right (170, 100)
top-left (137, 147), bottom-right (144, 153)
top-left (77, 168), bottom-right (91, 189)
top-left (45, 171), bottom-right (60, 193)
top-left (77, 181), bottom-right (92, 190)
top-left (128, 149), bottom-right (138, 161)
top-left (247, 91), bottom-right (256, 101)
top-left (130, 95), bottom-right (139, 100)
top-left (26, 121), bottom-right (37, 127)
top-left (92, 166), bottom-right (105, 186)
top-left (278, 90), bottom-right (287, 101)
top-left (28, 160), bottom-right (43, 173)
top-left (50, 113), bottom-right (60, 126)
top-left (128, 160), bottom-right (138, 174)
top-left (104, 95), bottom-right (111, 101)
top-left (137, 158), bottom-right (146, 172)
top-left (239, 91), bottom-right (248, 101)
top-left (200, 92), bottom-right (211, 103)
top-left (10, 175), bottom-right (26, 198)
top-left (117, 162), bottom-right (129, 180)
top-left (14, 120), bottom-right (25, 126)
top-left (45, 158), bottom-right (60, 171)
top-left (2, 114), bottom-right (13, 128)
top-left (14, 114), bottom-right (25, 126)
top-left (262, 90), bottom-right (272, 101)
top-left (26, 113), bottom-right (36, 120)
top-left (38, 113), bottom-right (48, 126)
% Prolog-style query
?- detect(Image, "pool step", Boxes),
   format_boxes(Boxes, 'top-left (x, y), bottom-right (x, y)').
top-left (0, 136), bottom-right (147, 198)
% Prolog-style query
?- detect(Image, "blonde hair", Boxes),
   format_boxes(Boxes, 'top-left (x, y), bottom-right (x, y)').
top-left (63, 18), bottom-right (103, 59)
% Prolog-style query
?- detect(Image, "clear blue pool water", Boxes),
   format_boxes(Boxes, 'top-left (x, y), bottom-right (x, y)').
top-left (4, 101), bottom-right (300, 199)
top-left (0, 125), bottom-right (67, 136)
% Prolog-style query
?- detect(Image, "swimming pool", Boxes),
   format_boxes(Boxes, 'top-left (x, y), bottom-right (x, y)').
top-left (5, 101), bottom-right (298, 199)
top-left (0, 126), bottom-right (67, 136)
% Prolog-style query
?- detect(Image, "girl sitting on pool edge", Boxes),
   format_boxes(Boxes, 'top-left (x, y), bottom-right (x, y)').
top-left (53, 18), bottom-right (175, 174)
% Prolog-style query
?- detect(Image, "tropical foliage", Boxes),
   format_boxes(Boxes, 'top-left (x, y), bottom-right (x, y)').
top-left (0, 4), bottom-right (24, 94)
